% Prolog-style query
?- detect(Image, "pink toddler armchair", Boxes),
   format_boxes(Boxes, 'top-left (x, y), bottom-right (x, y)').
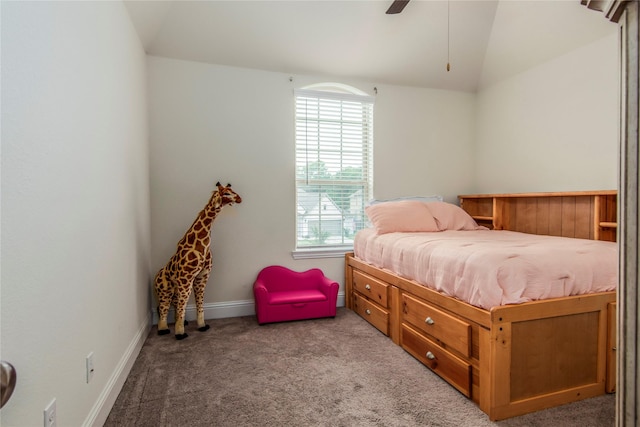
top-left (253, 266), bottom-right (339, 324)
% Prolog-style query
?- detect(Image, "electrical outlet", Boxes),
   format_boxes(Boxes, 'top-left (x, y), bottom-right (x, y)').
top-left (86, 352), bottom-right (94, 383)
top-left (44, 398), bottom-right (56, 427)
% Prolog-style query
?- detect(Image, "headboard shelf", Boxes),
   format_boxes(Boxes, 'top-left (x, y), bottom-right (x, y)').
top-left (459, 190), bottom-right (617, 242)
top-left (458, 190), bottom-right (617, 198)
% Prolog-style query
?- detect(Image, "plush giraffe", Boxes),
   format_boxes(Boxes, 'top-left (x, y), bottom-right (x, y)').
top-left (154, 182), bottom-right (242, 339)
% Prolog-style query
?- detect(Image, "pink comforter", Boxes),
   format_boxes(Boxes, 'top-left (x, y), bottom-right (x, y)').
top-left (354, 229), bottom-right (617, 310)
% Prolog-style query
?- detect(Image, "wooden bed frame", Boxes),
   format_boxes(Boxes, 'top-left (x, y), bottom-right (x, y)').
top-left (345, 190), bottom-right (617, 421)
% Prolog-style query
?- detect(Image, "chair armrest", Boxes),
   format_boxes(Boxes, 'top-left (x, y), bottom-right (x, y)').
top-left (318, 276), bottom-right (339, 301)
top-left (253, 282), bottom-right (270, 302)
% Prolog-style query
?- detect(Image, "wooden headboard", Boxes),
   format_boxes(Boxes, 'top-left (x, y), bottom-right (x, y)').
top-left (458, 190), bottom-right (617, 242)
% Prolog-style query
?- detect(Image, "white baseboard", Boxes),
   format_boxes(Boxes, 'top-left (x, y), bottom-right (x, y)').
top-left (83, 313), bottom-right (151, 427)
top-left (151, 292), bottom-right (346, 324)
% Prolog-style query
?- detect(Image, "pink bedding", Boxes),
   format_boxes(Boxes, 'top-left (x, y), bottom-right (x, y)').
top-left (354, 228), bottom-right (617, 310)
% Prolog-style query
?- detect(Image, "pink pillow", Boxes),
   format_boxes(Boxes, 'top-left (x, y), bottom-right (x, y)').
top-left (365, 200), bottom-right (439, 234)
top-left (425, 201), bottom-right (485, 231)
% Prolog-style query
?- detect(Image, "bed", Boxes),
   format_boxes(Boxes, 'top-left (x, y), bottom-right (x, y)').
top-left (345, 191), bottom-right (618, 421)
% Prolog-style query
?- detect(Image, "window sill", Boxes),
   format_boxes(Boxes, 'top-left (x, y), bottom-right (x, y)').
top-left (291, 247), bottom-right (353, 260)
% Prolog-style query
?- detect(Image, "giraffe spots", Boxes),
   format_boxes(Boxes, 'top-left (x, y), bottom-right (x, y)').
top-left (186, 233), bottom-right (196, 245)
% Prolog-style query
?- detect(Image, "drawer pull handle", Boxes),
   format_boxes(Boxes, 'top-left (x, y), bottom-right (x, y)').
top-left (365, 284), bottom-right (371, 290)
top-left (426, 351), bottom-right (436, 360)
top-left (365, 309), bottom-right (371, 315)
top-left (425, 317), bottom-right (435, 325)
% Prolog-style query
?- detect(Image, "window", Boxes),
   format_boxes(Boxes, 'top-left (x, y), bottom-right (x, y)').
top-left (294, 85), bottom-right (374, 253)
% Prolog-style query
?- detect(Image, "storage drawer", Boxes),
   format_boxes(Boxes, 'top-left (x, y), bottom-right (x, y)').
top-left (353, 292), bottom-right (389, 336)
top-left (353, 270), bottom-right (389, 308)
top-left (402, 293), bottom-right (471, 357)
top-left (402, 323), bottom-right (472, 398)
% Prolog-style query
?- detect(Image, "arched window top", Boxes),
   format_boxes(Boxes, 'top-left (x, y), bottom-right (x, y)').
top-left (301, 82), bottom-right (369, 96)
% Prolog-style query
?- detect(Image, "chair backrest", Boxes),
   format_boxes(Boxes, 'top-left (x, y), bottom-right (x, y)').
top-left (256, 266), bottom-right (324, 292)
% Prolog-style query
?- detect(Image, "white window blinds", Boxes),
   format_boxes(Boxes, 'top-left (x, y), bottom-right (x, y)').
top-left (294, 88), bottom-right (374, 249)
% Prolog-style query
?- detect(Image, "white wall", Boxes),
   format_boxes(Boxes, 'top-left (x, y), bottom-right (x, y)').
top-left (373, 85), bottom-right (476, 203)
top-left (475, 31), bottom-right (619, 193)
top-left (1, 2), bottom-right (150, 426)
top-left (148, 56), bottom-right (476, 309)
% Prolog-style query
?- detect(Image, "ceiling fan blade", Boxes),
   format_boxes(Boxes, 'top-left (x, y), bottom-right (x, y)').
top-left (386, 0), bottom-right (410, 14)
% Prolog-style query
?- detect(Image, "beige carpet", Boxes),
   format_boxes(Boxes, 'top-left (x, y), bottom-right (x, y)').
top-left (105, 308), bottom-right (614, 427)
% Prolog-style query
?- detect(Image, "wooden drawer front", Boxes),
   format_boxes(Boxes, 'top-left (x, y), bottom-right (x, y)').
top-left (353, 293), bottom-right (389, 336)
top-left (402, 293), bottom-right (471, 357)
top-left (402, 324), bottom-right (472, 398)
top-left (353, 270), bottom-right (389, 308)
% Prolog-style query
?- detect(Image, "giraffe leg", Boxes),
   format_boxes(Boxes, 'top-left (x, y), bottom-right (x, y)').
top-left (192, 279), bottom-right (211, 331)
top-left (174, 278), bottom-right (194, 340)
top-left (193, 253), bottom-right (212, 332)
top-left (170, 292), bottom-right (188, 326)
top-left (154, 268), bottom-right (172, 335)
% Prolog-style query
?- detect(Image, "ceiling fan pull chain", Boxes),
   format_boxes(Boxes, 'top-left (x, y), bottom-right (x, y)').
top-left (447, 0), bottom-right (451, 72)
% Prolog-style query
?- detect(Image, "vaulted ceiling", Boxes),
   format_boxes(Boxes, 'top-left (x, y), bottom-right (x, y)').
top-left (124, 0), bottom-right (617, 92)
